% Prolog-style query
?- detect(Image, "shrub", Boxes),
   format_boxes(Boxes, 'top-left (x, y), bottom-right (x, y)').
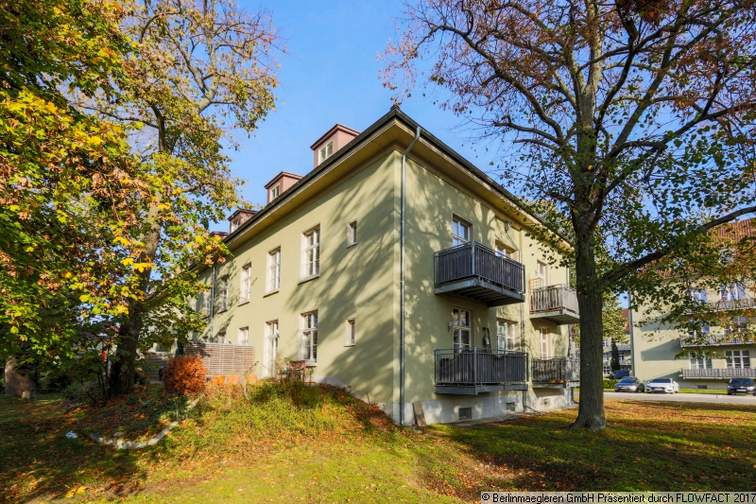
top-left (603, 378), bottom-right (617, 390)
top-left (164, 356), bottom-right (206, 396)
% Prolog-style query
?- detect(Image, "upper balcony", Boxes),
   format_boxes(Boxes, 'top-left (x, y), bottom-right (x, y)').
top-left (434, 241), bottom-right (525, 306)
top-left (434, 348), bottom-right (529, 395)
top-left (679, 334), bottom-right (753, 348)
top-left (681, 367), bottom-right (756, 380)
top-left (529, 283), bottom-right (580, 324)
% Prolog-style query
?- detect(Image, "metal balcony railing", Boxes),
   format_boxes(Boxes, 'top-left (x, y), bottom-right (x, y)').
top-left (532, 357), bottom-right (580, 384)
top-left (434, 241), bottom-right (525, 294)
top-left (434, 348), bottom-right (528, 386)
top-left (681, 368), bottom-right (756, 379)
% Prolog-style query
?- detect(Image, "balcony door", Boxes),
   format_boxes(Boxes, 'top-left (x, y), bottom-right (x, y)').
top-left (451, 307), bottom-right (471, 352)
top-left (264, 320), bottom-right (279, 378)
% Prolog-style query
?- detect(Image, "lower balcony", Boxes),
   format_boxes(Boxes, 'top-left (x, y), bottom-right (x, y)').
top-left (434, 348), bottom-right (529, 395)
top-left (681, 368), bottom-right (756, 380)
top-left (532, 357), bottom-right (580, 386)
top-left (529, 284), bottom-right (580, 324)
top-left (434, 241), bottom-right (525, 306)
top-left (679, 335), bottom-right (752, 348)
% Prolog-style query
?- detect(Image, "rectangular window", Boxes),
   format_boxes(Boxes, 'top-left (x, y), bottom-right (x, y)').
top-left (216, 276), bottom-right (228, 312)
top-left (238, 326), bottom-right (249, 345)
top-left (689, 352), bottom-right (711, 369)
top-left (451, 215), bottom-right (471, 246)
top-left (720, 282), bottom-right (747, 301)
top-left (239, 263), bottom-right (251, 303)
top-left (267, 248), bottom-right (281, 292)
top-left (539, 328), bottom-right (551, 359)
top-left (690, 289), bottom-right (708, 303)
top-left (213, 329), bottom-right (226, 344)
top-left (265, 320), bottom-right (279, 378)
top-left (301, 311), bottom-right (318, 362)
top-left (536, 261), bottom-right (549, 287)
top-left (345, 319), bottom-right (356, 346)
top-left (496, 319), bottom-right (518, 351)
top-left (302, 226), bottom-right (320, 278)
top-left (346, 221), bottom-right (357, 246)
top-left (726, 350), bottom-right (751, 369)
top-left (271, 184), bottom-right (280, 200)
top-left (451, 307), bottom-right (471, 352)
top-left (319, 141), bottom-right (334, 162)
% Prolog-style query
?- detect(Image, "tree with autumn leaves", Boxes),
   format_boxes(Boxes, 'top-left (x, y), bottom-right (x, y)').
top-left (1, 0), bottom-right (278, 394)
top-left (387, 0), bottom-right (755, 429)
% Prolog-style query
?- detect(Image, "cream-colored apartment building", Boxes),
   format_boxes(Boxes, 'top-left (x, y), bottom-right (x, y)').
top-left (631, 220), bottom-right (755, 391)
top-left (195, 107), bottom-right (580, 425)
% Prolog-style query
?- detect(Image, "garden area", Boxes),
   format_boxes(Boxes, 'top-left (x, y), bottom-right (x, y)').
top-left (1, 380), bottom-right (754, 503)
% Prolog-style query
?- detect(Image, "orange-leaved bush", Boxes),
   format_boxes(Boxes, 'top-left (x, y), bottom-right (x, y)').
top-left (164, 356), bottom-right (206, 396)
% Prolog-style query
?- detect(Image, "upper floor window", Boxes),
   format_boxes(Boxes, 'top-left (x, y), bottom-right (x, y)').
top-left (301, 311), bottom-right (318, 362)
top-left (238, 326), bottom-right (249, 345)
top-left (345, 319), bottom-right (356, 346)
top-left (239, 263), bottom-right (251, 303)
top-left (536, 261), bottom-right (549, 287)
top-left (346, 221), bottom-right (358, 246)
top-left (302, 226), bottom-right (320, 278)
top-left (270, 184), bottom-right (281, 200)
top-left (720, 283), bottom-right (746, 301)
top-left (451, 215), bottom-right (471, 246)
top-left (267, 248), bottom-right (281, 292)
top-left (539, 328), bottom-right (551, 359)
top-left (318, 141), bottom-right (334, 163)
top-left (230, 218), bottom-right (240, 233)
top-left (689, 352), bottom-right (711, 369)
top-left (216, 276), bottom-right (228, 312)
top-left (690, 289), bottom-right (708, 303)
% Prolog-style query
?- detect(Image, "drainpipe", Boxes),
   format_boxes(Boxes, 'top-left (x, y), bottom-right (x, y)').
top-left (627, 291), bottom-right (635, 376)
top-left (400, 126), bottom-right (421, 426)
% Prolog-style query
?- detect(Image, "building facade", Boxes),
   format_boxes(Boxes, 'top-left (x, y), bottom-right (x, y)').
top-left (631, 221), bottom-right (755, 390)
top-left (195, 108), bottom-right (580, 425)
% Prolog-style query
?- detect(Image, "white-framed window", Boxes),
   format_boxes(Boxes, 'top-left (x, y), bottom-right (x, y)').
top-left (214, 329), bottom-right (227, 344)
top-left (689, 352), bottom-right (711, 369)
top-left (270, 184), bottom-right (280, 200)
top-left (301, 311), bottom-right (318, 362)
top-left (302, 226), bottom-right (320, 278)
top-left (267, 248), bottom-right (281, 292)
top-left (536, 261), bottom-right (549, 287)
top-left (539, 328), bottom-right (551, 359)
top-left (230, 218), bottom-right (239, 233)
top-left (690, 288), bottom-right (708, 303)
top-left (345, 319), bottom-right (356, 346)
top-left (265, 320), bottom-right (279, 377)
top-left (216, 276), bottom-right (228, 312)
top-left (238, 326), bottom-right (249, 345)
top-left (451, 307), bottom-right (471, 352)
top-left (239, 263), bottom-right (251, 303)
top-left (196, 288), bottom-right (210, 317)
top-left (720, 282), bottom-right (746, 301)
top-left (451, 215), bottom-right (471, 246)
top-left (318, 141), bottom-right (334, 163)
top-left (726, 350), bottom-right (750, 369)
top-left (346, 221), bottom-right (357, 246)
top-left (496, 319), bottom-right (518, 351)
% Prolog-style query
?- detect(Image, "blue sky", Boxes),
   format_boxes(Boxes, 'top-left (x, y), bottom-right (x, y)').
top-left (230, 0), bottom-right (496, 210)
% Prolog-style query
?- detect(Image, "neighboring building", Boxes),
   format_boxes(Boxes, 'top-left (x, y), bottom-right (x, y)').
top-left (631, 220), bottom-right (755, 391)
top-left (195, 107), bottom-right (580, 425)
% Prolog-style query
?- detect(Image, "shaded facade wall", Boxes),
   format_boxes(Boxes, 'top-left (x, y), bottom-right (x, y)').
top-left (402, 154), bottom-right (572, 422)
top-left (199, 151), bottom-right (400, 413)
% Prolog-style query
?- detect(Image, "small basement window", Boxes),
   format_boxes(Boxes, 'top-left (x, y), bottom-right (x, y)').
top-left (458, 407), bottom-right (473, 421)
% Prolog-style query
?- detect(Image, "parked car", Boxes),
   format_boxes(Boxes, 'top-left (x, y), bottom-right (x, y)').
top-left (611, 369), bottom-right (630, 380)
top-left (614, 376), bottom-right (644, 393)
top-left (727, 377), bottom-right (756, 396)
top-left (645, 378), bottom-right (679, 394)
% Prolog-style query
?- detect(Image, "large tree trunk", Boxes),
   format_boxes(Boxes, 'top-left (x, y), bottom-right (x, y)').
top-left (571, 226), bottom-right (606, 430)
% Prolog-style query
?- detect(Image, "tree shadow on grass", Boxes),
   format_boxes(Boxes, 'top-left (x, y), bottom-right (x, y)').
top-left (424, 402), bottom-right (756, 491)
top-left (0, 395), bottom-right (145, 502)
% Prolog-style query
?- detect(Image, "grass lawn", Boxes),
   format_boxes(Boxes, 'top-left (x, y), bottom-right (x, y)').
top-left (1, 384), bottom-right (754, 503)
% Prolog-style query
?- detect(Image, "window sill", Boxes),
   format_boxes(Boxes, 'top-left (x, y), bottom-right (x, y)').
top-left (263, 289), bottom-right (279, 298)
top-left (298, 274), bottom-right (320, 285)
top-left (344, 343), bottom-right (356, 348)
top-left (238, 299), bottom-right (250, 306)
top-left (345, 242), bottom-right (358, 249)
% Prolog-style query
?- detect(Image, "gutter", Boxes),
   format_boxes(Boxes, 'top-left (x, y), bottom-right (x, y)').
top-left (399, 125), bottom-right (421, 426)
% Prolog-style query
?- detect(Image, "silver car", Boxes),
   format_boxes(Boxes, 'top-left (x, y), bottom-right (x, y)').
top-left (614, 376), bottom-right (644, 392)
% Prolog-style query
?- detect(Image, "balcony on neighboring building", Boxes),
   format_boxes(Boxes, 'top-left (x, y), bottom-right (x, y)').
top-left (529, 284), bottom-right (580, 324)
top-left (434, 241), bottom-right (525, 306)
top-left (679, 334), bottom-right (752, 348)
top-left (681, 367), bottom-right (756, 380)
top-left (434, 348), bottom-right (529, 395)
top-left (532, 357), bottom-right (580, 386)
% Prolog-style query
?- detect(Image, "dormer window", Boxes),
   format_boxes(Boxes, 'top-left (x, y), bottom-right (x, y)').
top-left (319, 141), bottom-right (334, 163)
top-left (270, 184), bottom-right (280, 200)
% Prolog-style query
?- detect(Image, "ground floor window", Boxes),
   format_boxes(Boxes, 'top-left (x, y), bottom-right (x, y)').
top-left (301, 311), bottom-right (318, 362)
top-left (451, 308), bottom-right (471, 352)
top-left (237, 326), bottom-right (249, 345)
top-left (496, 319), bottom-right (518, 351)
top-left (725, 350), bottom-right (750, 369)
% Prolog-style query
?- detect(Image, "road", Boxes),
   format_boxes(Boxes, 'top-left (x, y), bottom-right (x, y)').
top-left (604, 391), bottom-right (756, 405)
